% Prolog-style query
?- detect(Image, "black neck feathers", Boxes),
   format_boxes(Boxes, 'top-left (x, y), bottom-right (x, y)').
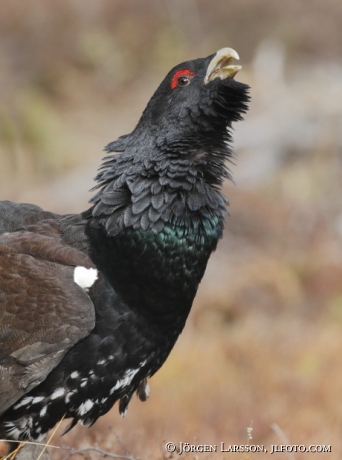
top-left (88, 79), bottom-right (249, 238)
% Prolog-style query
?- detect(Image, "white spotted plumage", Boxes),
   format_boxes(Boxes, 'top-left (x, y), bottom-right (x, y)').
top-left (109, 368), bottom-right (140, 395)
top-left (50, 388), bottom-right (65, 400)
top-left (31, 396), bottom-right (45, 405)
top-left (39, 406), bottom-right (47, 417)
top-left (13, 397), bottom-right (33, 410)
top-left (77, 399), bottom-right (94, 416)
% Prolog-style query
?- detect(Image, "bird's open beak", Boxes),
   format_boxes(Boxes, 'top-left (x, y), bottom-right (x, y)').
top-left (204, 48), bottom-right (242, 84)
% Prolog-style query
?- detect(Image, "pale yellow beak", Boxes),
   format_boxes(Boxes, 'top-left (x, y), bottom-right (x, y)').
top-left (204, 48), bottom-right (242, 83)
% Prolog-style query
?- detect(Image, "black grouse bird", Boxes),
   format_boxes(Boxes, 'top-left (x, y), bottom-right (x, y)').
top-left (0, 48), bottom-right (249, 455)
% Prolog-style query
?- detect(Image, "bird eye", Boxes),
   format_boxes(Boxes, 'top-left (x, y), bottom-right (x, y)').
top-left (177, 76), bottom-right (190, 87)
top-left (170, 69), bottom-right (195, 89)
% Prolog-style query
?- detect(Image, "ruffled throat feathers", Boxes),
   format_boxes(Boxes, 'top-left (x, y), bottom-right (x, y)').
top-left (88, 137), bottom-right (230, 240)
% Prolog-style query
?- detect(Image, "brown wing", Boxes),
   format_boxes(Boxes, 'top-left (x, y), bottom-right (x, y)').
top-left (0, 231), bottom-right (96, 415)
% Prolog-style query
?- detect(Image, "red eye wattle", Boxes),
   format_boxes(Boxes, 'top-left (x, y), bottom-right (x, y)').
top-left (170, 69), bottom-right (195, 89)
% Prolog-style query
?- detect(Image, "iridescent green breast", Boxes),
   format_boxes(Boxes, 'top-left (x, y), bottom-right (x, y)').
top-left (86, 218), bottom-right (222, 327)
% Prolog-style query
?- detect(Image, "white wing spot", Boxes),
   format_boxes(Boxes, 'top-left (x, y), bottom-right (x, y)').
top-left (80, 378), bottom-right (88, 387)
top-left (77, 399), bottom-right (94, 415)
top-left (74, 266), bottom-right (98, 290)
top-left (97, 359), bottom-right (106, 365)
top-left (70, 371), bottom-right (79, 379)
top-left (51, 388), bottom-right (65, 399)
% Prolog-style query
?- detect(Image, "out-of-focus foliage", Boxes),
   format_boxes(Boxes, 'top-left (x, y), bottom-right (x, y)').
top-left (1, 1), bottom-right (342, 459)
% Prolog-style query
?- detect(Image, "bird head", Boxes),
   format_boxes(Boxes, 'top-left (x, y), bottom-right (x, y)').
top-left (106, 48), bottom-right (249, 155)
top-left (90, 49), bottom-right (250, 236)
top-left (137, 48), bottom-right (246, 140)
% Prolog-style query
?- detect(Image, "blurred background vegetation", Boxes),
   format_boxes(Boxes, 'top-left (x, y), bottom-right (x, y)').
top-left (1, 1), bottom-right (342, 459)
